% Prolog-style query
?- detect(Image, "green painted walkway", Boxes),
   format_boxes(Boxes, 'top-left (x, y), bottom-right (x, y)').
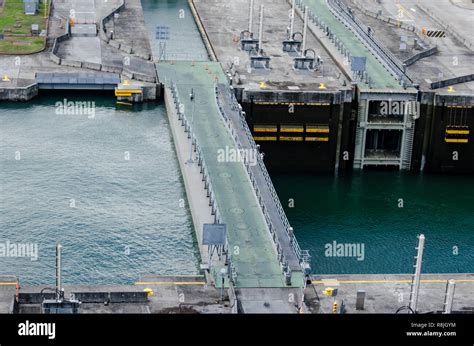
top-left (304, 0), bottom-right (403, 90)
top-left (157, 61), bottom-right (300, 288)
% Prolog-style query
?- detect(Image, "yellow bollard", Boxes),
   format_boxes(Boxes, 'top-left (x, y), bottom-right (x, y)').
top-left (143, 288), bottom-right (154, 297)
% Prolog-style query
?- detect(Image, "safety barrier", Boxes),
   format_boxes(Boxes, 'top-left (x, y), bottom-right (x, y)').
top-left (326, 0), bottom-right (414, 86)
top-left (214, 84), bottom-right (311, 278)
top-left (227, 281), bottom-right (239, 313)
top-left (404, 46), bottom-right (438, 67)
top-left (99, 0), bottom-right (126, 43)
top-left (98, 0), bottom-right (153, 62)
top-left (296, 0), bottom-right (413, 87)
top-left (169, 83), bottom-right (232, 283)
top-left (430, 74), bottom-right (474, 90)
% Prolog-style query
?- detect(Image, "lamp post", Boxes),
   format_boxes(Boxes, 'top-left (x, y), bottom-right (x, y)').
top-left (187, 88), bottom-right (196, 164)
top-left (220, 268), bottom-right (227, 302)
top-left (114, 12), bottom-right (119, 34)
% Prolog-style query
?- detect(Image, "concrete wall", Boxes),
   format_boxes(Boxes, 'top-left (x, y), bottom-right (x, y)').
top-left (142, 84), bottom-right (157, 100)
top-left (101, 65), bottom-right (123, 74)
top-left (421, 94), bottom-right (474, 173)
top-left (430, 74), bottom-right (474, 90)
top-left (404, 46), bottom-right (438, 67)
top-left (188, 0), bottom-right (215, 61)
top-left (99, 0), bottom-right (153, 61)
top-left (100, 0), bottom-right (126, 41)
top-left (0, 83), bottom-right (38, 101)
top-left (47, 0), bottom-right (157, 86)
top-left (82, 62), bottom-right (102, 71)
top-left (61, 60), bottom-right (83, 68)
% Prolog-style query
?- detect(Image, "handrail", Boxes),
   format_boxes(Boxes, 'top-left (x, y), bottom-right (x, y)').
top-left (214, 84), bottom-right (311, 274)
top-left (170, 82), bottom-right (231, 282)
top-left (297, 0), bottom-right (414, 87)
top-left (326, 0), bottom-right (414, 86)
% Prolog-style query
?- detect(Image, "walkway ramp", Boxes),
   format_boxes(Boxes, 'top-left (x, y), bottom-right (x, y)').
top-left (303, 0), bottom-right (405, 89)
top-left (158, 61), bottom-right (297, 288)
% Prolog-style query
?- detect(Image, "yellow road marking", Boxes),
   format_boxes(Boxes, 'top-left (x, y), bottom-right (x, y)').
top-left (0, 282), bottom-right (16, 285)
top-left (312, 279), bottom-right (474, 284)
top-left (135, 281), bottom-right (206, 286)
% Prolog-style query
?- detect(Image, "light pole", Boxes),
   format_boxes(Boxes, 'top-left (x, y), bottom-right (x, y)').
top-left (220, 268), bottom-right (227, 302)
top-left (187, 88), bottom-right (196, 164)
top-left (111, 13), bottom-right (119, 39)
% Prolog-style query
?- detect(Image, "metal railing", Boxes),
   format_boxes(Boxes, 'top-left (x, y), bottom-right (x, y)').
top-left (326, 0), bottom-right (414, 86)
top-left (296, 0), bottom-right (414, 87)
top-left (170, 83), bottom-right (232, 283)
top-left (214, 84), bottom-right (311, 276)
top-left (295, 0), bottom-right (354, 75)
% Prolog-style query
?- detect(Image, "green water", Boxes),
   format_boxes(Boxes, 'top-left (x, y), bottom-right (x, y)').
top-left (0, 93), bottom-right (200, 284)
top-left (142, 0), bottom-right (209, 61)
top-left (273, 171), bottom-right (474, 274)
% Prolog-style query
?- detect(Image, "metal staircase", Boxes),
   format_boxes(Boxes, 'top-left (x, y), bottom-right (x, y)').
top-left (402, 119), bottom-right (416, 170)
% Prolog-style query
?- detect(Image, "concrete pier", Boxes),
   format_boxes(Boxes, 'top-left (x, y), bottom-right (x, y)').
top-left (0, 0), bottom-right (157, 101)
top-left (312, 273), bottom-right (474, 314)
top-left (0, 276), bottom-right (230, 314)
top-left (164, 85), bottom-right (222, 287)
top-left (2, 273), bottom-right (472, 314)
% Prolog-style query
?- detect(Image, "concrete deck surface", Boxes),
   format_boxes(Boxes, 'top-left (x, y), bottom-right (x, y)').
top-left (312, 273), bottom-right (474, 314)
top-left (347, 0), bottom-right (474, 93)
top-left (194, 0), bottom-right (350, 92)
top-left (157, 61), bottom-right (290, 288)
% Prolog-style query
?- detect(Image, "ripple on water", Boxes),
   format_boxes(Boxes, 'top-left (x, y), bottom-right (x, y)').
top-left (0, 99), bottom-right (200, 285)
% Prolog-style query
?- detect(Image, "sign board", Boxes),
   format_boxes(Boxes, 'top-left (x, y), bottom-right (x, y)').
top-left (156, 26), bottom-right (170, 40)
top-left (203, 224), bottom-right (227, 246)
top-left (351, 56), bottom-right (367, 72)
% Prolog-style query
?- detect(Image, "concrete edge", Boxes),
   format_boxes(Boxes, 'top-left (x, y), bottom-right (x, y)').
top-left (163, 87), bottom-right (217, 286)
top-left (188, 0), bottom-right (217, 62)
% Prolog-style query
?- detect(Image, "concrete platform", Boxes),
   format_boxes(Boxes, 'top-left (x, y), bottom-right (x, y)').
top-left (71, 24), bottom-right (98, 37)
top-left (158, 61), bottom-right (291, 288)
top-left (105, 0), bottom-right (154, 58)
top-left (164, 85), bottom-right (221, 286)
top-left (0, 0), bottom-right (157, 101)
top-left (0, 276), bottom-right (230, 314)
top-left (312, 273), bottom-right (474, 314)
top-left (0, 277), bottom-right (16, 313)
top-left (347, 0), bottom-right (474, 93)
top-left (194, 0), bottom-right (350, 92)
top-left (58, 36), bottom-right (102, 63)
